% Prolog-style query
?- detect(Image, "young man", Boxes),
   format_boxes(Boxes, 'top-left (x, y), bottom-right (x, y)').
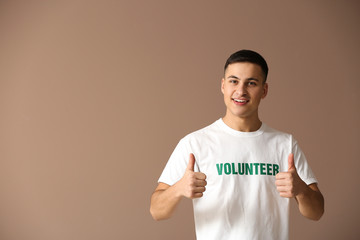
top-left (150, 50), bottom-right (324, 240)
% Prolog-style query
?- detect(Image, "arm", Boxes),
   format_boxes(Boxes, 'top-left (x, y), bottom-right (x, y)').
top-left (276, 153), bottom-right (324, 221)
top-left (150, 182), bottom-right (181, 221)
top-left (295, 183), bottom-right (324, 220)
top-left (150, 154), bottom-right (207, 221)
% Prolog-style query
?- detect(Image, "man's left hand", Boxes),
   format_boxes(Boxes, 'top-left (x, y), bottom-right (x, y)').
top-left (275, 153), bottom-right (307, 198)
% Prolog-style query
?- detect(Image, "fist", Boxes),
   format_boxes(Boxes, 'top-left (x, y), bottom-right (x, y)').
top-left (178, 153), bottom-right (207, 199)
top-left (275, 153), bottom-right (307, 198)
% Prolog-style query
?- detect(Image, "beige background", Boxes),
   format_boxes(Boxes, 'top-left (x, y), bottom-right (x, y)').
top-left (0, 1), bottom-right (359, 239)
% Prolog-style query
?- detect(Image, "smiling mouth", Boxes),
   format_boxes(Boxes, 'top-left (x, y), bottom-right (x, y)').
top-left (233, 98), bottom-right (249, 103)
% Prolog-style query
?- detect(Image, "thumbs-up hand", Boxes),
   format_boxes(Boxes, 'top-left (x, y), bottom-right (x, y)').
top-left (176, 153), bottom-right (207, 199)
top-left (275, 153), bottom-right (307, 198)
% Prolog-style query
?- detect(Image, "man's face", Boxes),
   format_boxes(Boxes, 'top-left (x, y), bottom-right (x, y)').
top-left (221, 62), bottom-right (268, 120)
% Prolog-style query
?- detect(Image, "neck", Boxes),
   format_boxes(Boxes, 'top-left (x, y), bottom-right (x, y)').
top-left (222, 114), bottom-right (262, 132)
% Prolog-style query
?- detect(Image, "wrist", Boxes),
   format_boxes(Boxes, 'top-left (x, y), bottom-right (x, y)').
top-left (295, 182), bottom-right (311, 199)
top-left (172, 180), bottom-right (185, 199)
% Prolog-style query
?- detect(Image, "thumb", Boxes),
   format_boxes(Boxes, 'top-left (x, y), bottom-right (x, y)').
top-left (187, 153), bottom-right (196, 171)
top-left (288, 153), bottom-right (296, 171)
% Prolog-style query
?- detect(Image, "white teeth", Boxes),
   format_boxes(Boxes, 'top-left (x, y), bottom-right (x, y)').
top-left (234, 99), bottom-right (247, 103)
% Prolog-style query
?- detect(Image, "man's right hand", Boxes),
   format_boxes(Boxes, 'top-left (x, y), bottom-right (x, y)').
top-left (176, 153), bottom-right (207, 199)
top-left (150, 153), bottom-right (207, 220)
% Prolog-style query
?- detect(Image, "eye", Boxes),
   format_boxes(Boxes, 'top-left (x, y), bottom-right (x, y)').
top-left (248, 81), bottom-right (257, 86)
top-left (229, 80), bottom-right (238, 84)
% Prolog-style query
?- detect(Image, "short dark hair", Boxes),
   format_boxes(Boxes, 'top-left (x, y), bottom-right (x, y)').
top-left (224, 50), bottom-right (269, 82)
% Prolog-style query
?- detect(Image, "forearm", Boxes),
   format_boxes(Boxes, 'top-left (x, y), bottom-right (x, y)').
top-left (150, 183), bottom-right (183, 221)
top-left (150, 155), bottom-right (206, 221)
top-left (296, 184), bottom-right (324, 221)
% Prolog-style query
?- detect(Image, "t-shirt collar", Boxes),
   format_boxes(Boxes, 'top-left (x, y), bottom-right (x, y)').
top-left (217, 118), bottom-right (265, 137)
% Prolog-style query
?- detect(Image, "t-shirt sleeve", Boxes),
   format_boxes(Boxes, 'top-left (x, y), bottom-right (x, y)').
top-left (291, 136), bottom-right (318, 185)
top-left (158, 137), bottom-right (198, 186)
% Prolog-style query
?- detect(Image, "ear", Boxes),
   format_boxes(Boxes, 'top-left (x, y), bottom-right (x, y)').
top-left (221, 78), bottom-right (225, 94)
top-left (261, 82), bottom-right (268, 99)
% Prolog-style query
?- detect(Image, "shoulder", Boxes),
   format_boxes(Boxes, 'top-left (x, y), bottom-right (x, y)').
top-left (262, 123), bottom-right (294, 142)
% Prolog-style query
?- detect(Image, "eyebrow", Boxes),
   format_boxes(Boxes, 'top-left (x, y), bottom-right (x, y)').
top-left (227, 75), bottom-right (260, 82)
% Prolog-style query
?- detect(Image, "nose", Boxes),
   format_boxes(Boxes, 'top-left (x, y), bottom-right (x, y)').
top-left (235, 83), bottom-right (247, 96)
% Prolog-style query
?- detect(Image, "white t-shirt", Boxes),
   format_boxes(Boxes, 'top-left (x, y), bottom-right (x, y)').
top-left (158, 119), bottom-right (318, 240)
